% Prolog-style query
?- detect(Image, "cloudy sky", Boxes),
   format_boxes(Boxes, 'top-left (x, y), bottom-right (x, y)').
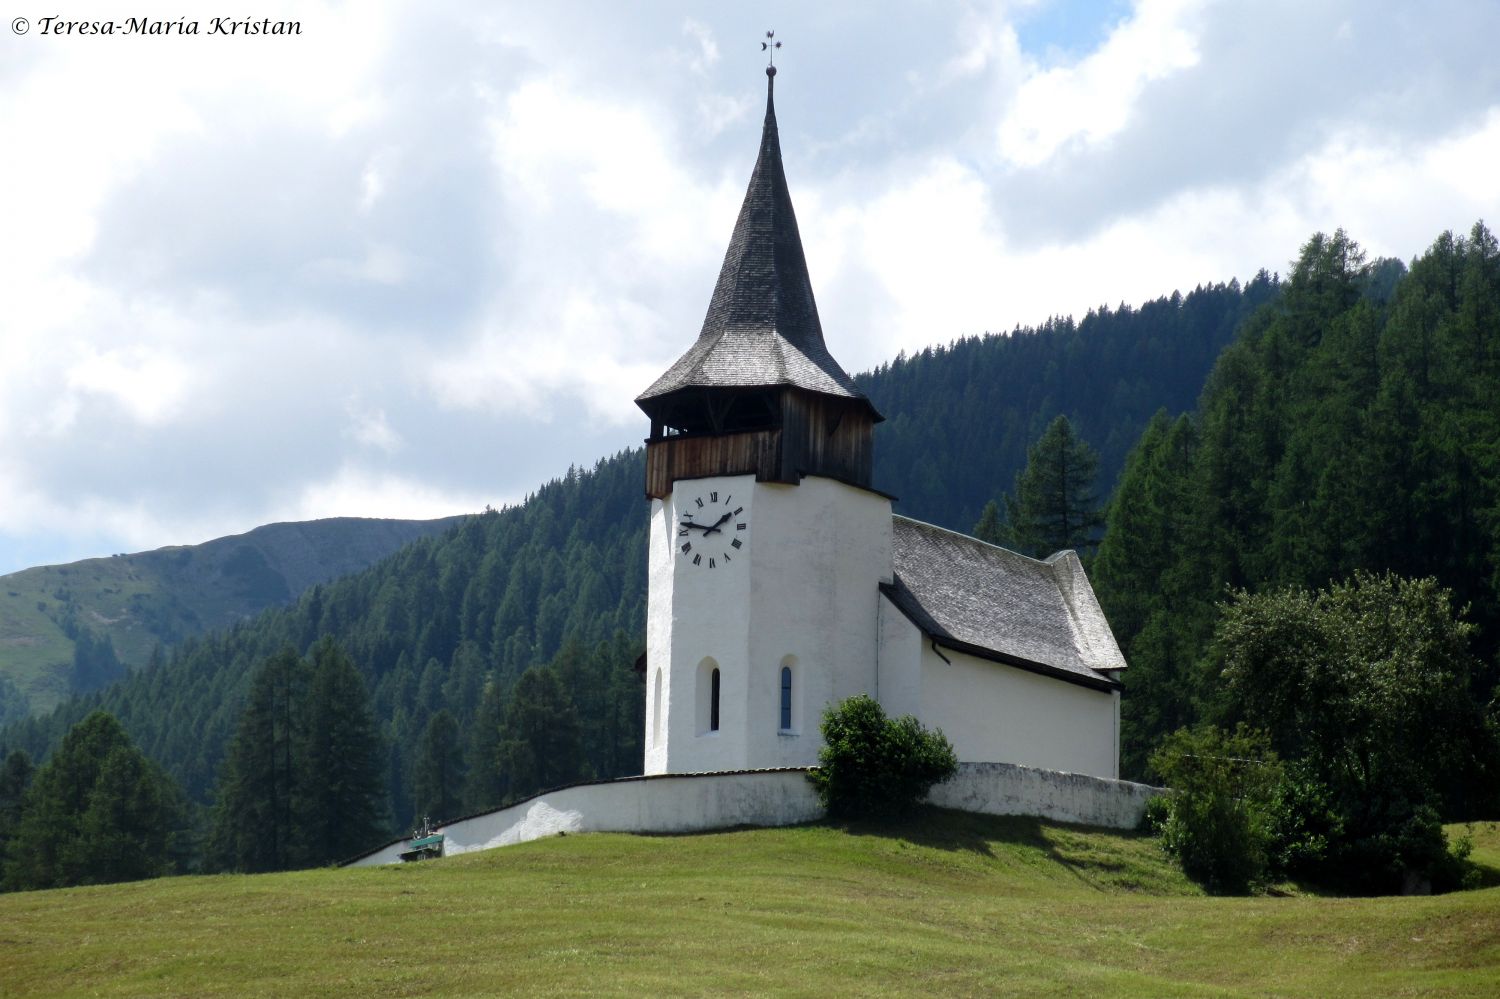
top-left (2, 0), bottom-right (1497, 575)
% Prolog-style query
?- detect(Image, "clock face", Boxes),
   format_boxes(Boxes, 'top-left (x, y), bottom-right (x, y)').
top-left (676, 489), bottom-right (748, 569)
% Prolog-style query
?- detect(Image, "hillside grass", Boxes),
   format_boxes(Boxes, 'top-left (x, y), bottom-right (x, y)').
top-left (2, 810), bottom-right (1498, 997)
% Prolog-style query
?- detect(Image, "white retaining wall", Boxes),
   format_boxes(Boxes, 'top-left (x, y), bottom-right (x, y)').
top-left (348, 769), bottom-right (822, 867)
top-left (929, 762), bottom-right (1159, 829)
top-left (346, 763), bottom-right (1161, 867)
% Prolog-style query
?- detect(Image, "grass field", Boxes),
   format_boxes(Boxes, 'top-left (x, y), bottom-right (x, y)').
top-left (2, 811), bottom-right (1498, 997)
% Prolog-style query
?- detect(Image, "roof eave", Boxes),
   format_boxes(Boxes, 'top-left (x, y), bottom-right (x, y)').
top-left (878, 582), bottom-right (1122, 693)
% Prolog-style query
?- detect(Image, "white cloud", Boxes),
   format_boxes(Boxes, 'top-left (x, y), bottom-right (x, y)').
top-left (2, 0), bottom-right (1498, 575)
top-left (62, 346), bottom-right (193, 429)
top-left (346, 401), bottom-right (403, 453)
top-left (290, 465), bottom-right (495, 524)
top-left (998, 0), bottom-right (1207, 167)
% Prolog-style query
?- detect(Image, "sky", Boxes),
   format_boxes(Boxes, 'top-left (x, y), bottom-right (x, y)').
top-left (2, 0), bottom-right (1497, 576)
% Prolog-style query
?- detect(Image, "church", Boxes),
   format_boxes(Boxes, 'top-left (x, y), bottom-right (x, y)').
top-left (635, 65), bottom-right (1127, 782)
top-left (349, 64), bottom-right (1140, 868)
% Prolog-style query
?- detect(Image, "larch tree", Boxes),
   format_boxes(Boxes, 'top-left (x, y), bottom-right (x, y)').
top-left (209, 647), bottom-right (307, 872)
top-left (4, 711), bottom-right (181, 890)
top-left (296, 637), bottom-right (386, 866)
top-left (412, 709), bottom-right (464, 824)
top-left (1003, 414), bottom-right (1105, 558)
top-left (496, 666), bottom-right (586, 804)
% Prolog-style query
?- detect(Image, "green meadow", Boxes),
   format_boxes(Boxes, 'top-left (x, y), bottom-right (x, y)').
top-left (3, 811), bottom-right (1498, 997)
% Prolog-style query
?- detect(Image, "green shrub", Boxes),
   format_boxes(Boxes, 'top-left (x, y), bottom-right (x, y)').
top-left (1149, 725), bottom-right (1282, 894)
top-left (808, 695), bottom-right (957, 820)
top-left (1139, 793), bottom-right (1170, 834)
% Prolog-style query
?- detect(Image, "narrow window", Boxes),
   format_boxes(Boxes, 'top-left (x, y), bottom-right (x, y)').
top-left (652, 669), bottom-right (662, 746)
top-left (696, 657), bottom-right (720, 735)
top-left (710, 668), bottom-right (721, 732)
top-left (779, 666), bottom-right (792, 730)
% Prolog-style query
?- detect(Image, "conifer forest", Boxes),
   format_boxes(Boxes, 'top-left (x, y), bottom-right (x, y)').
top-left (3, 222), bottom-right (1498, 888)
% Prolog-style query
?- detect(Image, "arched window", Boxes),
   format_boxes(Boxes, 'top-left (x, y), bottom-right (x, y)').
top-left (710, 668), bottom-right (721, 732)
top-left (697, 658), bottom-right (721, 736)
top-left (652, 668), bottom-right (662, 747)
top-left (779, 666), bottom-right (792, 731)
top-left (778, 655), bottom-right (798, 733)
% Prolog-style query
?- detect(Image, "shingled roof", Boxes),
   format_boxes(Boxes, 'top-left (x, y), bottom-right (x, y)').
top-left (636, 68), bottom-right (872, 408)
top-left (883, 516), bottom-right (1126, 691)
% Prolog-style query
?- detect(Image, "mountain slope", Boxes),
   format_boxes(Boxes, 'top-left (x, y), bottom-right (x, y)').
top-left (0, 516), bottom-right (464, 716)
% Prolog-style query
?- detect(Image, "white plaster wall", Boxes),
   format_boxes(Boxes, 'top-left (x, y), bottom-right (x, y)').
top-left (744, 477), bottom-right (891, 769)
top-left (347, 770), bottom-right (823, 867)
top-left (347, 764), bottom-right (1161, 867)
top-left (646, 475), bottom-right (758, 775)
top-left (875, 593), bottom-right (923, 719)
top-left (645, 474), bottom-right (892, 775)
top-left (929, 762), bottom-right (1158, 829)
top-left (917, 635), bottom-right (1119, 779)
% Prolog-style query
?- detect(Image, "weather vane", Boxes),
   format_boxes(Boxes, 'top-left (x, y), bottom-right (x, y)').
top-left (762, 30), bottom-right (781, 68)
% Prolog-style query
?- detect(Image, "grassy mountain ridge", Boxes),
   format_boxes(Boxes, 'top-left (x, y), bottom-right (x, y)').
top-left (2, 811), bottom-right (1498, 996)
top-left (0, 516), bottom-right (465, 716)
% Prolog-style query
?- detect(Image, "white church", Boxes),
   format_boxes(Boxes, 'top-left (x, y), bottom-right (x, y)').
top-left (635, 64), bottom-right (1126, 782)
top-left (350, 66), bottom-right (1139, 867)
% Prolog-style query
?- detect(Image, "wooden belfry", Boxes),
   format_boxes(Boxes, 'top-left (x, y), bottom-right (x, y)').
top-left (636, 46), bottom-right (882, 499)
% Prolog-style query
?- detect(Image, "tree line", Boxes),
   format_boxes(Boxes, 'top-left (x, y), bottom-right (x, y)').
top-left (4, 222), bottom-right (1496, 894)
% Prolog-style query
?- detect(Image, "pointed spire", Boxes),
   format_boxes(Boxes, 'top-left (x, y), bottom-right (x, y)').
top-left (637, 65), bottom-right (870, 408)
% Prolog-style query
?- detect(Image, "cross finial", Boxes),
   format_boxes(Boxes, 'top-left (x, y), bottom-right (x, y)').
top-left (761, 30), bottom-right (781, 69)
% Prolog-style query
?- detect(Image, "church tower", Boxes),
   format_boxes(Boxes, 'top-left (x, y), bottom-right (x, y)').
top-left (637, 66), bottom-right (891, 775)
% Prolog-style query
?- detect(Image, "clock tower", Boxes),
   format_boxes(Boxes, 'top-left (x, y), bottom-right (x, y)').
top-left (637, 66), bottom-right (891, 775)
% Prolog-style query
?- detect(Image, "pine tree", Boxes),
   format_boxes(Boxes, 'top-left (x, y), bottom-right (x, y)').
top-left (296, 637), bottom-right (385, 866)
top-left (412, 709), bottom-right (463, 823)
top-left (1003, 415), bottom-right (1104, 557)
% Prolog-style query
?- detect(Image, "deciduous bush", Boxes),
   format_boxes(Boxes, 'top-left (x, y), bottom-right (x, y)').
top-left (1212, 572), bottom-right (1492, 893)
top-left (1149, 724), bottom-right (1281, 894)
top-left (808, 695), bottom-right (956, 820)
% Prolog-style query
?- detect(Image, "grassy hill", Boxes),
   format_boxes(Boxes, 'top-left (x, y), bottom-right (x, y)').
top-left (3, 810), bottom-right (1498, 997)
top-left (0, 516), bottom-right (463, 716)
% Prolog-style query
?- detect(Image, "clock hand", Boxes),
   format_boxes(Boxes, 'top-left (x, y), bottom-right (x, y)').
top-left (701, 511), bottom-right (733, 535)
